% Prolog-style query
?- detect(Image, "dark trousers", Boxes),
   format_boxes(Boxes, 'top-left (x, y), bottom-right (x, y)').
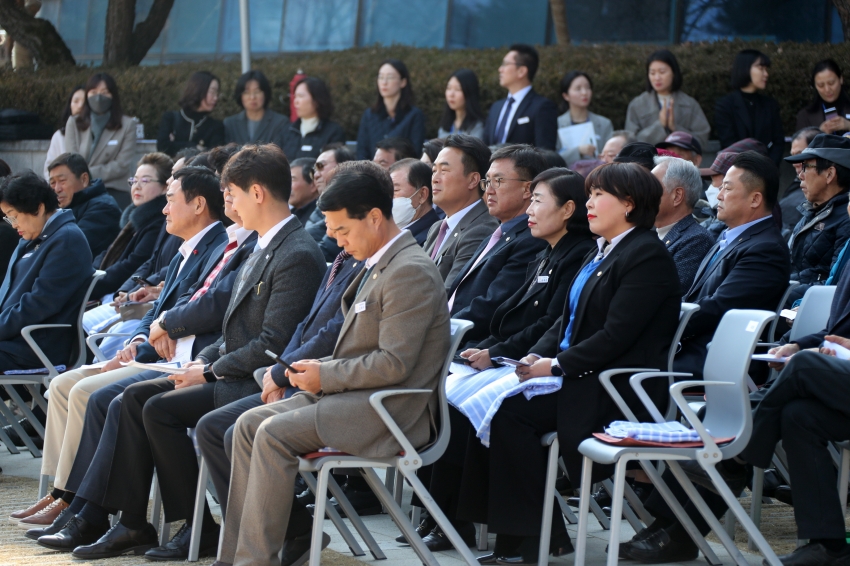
top-left (195, 392), bottom-right (264, 519)
top-left (101, 377), bottom-right (217, 524)
top-left (427, 406), bottom-right (477, 526)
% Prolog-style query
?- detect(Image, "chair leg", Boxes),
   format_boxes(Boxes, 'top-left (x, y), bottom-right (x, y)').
top-left (538, 436), bottom-right (560, 566)
top-left (476, 524), bottom-right (488, 551)
top-left (622, 478), bottom-right (653, 526)
top-left (724, 509), bottom-right (736, 540)
top-left (188, 457), bottom-right (210, 562)
top-left (839, 448), bottom-right (850, 515)
top-left (605, 459), bottom-right (630, 566)
top-left (326, 472), bottom-right (385, 559)
top-left (0, 409), bottom-right (20, 454)
top-left (300, 470), bottom-right (367, 557)
top-left (602, 478), bottom-right (643, 533)
top-left (309, 466), bottom-right (331, 566)
top-left (0, 392), bottom-right (41, 457)
top-left (4, 384), bottom-right (45, 438)
top-left (150, 474), bottom-right (170, 546)
top-left (749, 467), bottom-right (764, 552)
top-left (574, 456), bottom-right (594, 566)
top-left (38, 474), bottom-right (49, 499)
top-left (559, 457), bottom-right (609, 529)
top-left (555, 492), bottom-right (578, 525)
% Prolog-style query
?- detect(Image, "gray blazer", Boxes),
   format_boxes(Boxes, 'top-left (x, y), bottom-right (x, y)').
top-left (556, 110), bottom-right (613, 166)
top-left (198, 217), bottom-right (327, 408)
top-left (64, 115), bottom-right (136, 191)
top-left (624, 90), bottom-right (710, 148)
top-left (223, 109), bottom-right (289, 146)
top-left (315, 231), bottom-right (451, 458)
top-left (424, 199), bottom-right (499, 292)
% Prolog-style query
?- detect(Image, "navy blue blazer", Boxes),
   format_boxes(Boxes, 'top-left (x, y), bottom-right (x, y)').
top-left (662, 215), bottom-right (716, 294)
top-left (0, 210), bottom-right (94, 369)
top-left (448, 214), bottom-right (547, 342)
top-left (117, 222), bottom-right (181, 294)
top-left (483, 89), bottom-right (558, 150)
top-left (406, 208), bottom-right (440, 247)
top-left (133, 222), bottom-right (228, 362)
top-left (356, 106), bottom-right (426, 160)
top-left (676, 218), bottom-right (790, 376)
top-left (270, 256), bottom-right (360, 387)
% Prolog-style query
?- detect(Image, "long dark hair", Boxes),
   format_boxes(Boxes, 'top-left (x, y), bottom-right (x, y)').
top-left (730, 49), bottom-right (770, 90)
top-left (75, 73), bottom-right (123, 131)
top-left (372, 59), bottom-right (414, 118)
top-left (559, 70), bottom-right (593, 113)
top-left (59, 85), bottom-right (85, 135)
top-left (644, 49), bottom-right (683, 93)
top-left (294, 76), bottom-right (334, 121)
top-left (439, 69), bottom-right (483, 133)
top-left (806, 59), bottom-right (850, 113)
top-left (179, 71), bottom-right (219, 112)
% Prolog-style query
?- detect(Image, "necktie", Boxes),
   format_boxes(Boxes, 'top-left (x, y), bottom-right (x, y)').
top-left (447, 226), bottom-right (503, 311)
top-left (236, 249), bottom-right (263, 295)
top-left (190, 240), bottom-right (238, 301)
top-left (355, 265), bottom-right (373, 296)
top-left (494, 96), bottom-right (515, 144)
top-left (326, 251), bottom-right (352, 289)
top-left (430, 220), bottom-right (450, 260)
top-left (706, 236), bottom-right (726, 269)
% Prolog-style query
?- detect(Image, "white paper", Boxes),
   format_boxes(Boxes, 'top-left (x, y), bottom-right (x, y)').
top-left (751, 354), bottom-right (789, 363)
top-left (779, 309), bottom-right (797, 321)
top-left (557, 121), bottom-right (596, 152)
top-left (78, 360), bottom-right (110, 371)
top-left (823, 340), bottom-right (850, 360)
top-left (172, 336), bottom-right (194, 364)
top-left (449, 362), bottom-right (478, 377)
top-left (123, 361), bottom-right (190, 374)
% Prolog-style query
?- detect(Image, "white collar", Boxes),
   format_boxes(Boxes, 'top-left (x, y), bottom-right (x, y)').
top-left (507, 84), bottom-right (533, 105)
top-left (595, 226), bottom-right (635, 259)
top-left (257, 215), bottom-right (295, 250)
top-left (445, 200), bottom-right (480, 232)
top-left (178, 221), bottom-right (220, 260)
top-left (227, 223), bottom-right (253, 247)
top-left (366, 230), bottom-right (406, 269)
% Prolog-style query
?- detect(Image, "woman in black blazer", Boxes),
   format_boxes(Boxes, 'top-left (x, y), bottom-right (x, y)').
top-left (223, 70), bottom-right (288, 146)
top-left (714, 50), bottom-right (784, 164)
top-left (460, 168), bottom-right (595, 366)
top-left (456, 163), bottom-right (681, 563)
top-left (279, 76), bottom-right (346, 161)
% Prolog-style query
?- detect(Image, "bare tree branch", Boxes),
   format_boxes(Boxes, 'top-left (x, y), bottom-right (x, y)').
top-left (103, 0), bottom-right (174, 67)
top-left (0, 0), bottom-right (74, 67)
top-left (549, 0), bottom-right (571, 45)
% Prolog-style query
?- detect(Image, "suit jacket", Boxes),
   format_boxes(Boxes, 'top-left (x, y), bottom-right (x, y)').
top-left (625, 90), bottom-right (710, 148)
top-left (406, 208), bottom-right (440, 246)
top-left (223, 109), bottom-right (289, 146)
top-left (474, 231), bottom-right (595, 358)
top-left (270, 256), bottom-right (361, 387)
top-left (292, 199), bottom-right (317, 226)
top-left (714, 91), bottom-right (785, 164)
top-left (67, 178), bottom-right (121, 258)
top-left (662, 214), bottom-right (716, 294)
top-left (0, 210), bottom-right (94, 369)
top-left (117, 223), bottom-right (181, 294)
top-left (198, 218), bottom-right (326, 407)
top-left (791, 269), bottom-right (850, 349)
top-left (314, 231), bottom-right (451, 458)
top-left (133, 223), bottom-right (227, 361)
top-left (528, 228), bottom-right (681, 481)
top-left (483, 89), bottom-right (558, 149)
top-left (64, 115), bottom-right (137, 190)
top-left (676, 217), bottom-right (791, 375)
top-left (424, 200), bottom-right (499, 291)
top-left (448, 214), bottom-right (547, 343)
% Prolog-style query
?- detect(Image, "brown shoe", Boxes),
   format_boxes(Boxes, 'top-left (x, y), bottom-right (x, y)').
top-left (17, 498), bottom-right (69, 528)
top-left (9, 494), bottom-right (55, 521)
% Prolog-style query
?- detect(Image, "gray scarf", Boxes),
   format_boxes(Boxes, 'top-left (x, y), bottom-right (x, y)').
top-left (89, 112), bottom-right (111, 161)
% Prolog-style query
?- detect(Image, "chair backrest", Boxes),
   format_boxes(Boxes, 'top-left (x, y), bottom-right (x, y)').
top-left (662, 302), bottom-right (701, 420)
top-left (788, 285), bottom-right (836, 342)
top-left (420, 318), bottom-right (474, 467)
top-left (767, 280), bottom-right (799, 342)
top-left (71, 270), bottom-right (106, 370)
top-left (701, 309), bottom-right (774, 457)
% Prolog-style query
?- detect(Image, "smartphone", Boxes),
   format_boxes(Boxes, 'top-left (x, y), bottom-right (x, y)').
top-left (825, 106), bottom-right (839, 121)
top-left (492, 356), bottom-right (530, 367)
top-left (265, 350), bottom-right (300, 388)
top-left (132, 275), bottom-right (156, 287)
top-left (453, 353), bottom-right (469, 364)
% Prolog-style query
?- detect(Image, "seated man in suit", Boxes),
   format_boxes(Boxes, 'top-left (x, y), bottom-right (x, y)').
top-left (389, 158), bottom-right (439, 245)
top-left (426, 134), bottom-right (499, 289)
top-left (47, 152), bottom-right (121, 258)
top-left (303, 143), bottom-right (354, 244)
top-left (651, 155), bottom-right (716, 292)
top-left (483, 44), bottom-right (558, 150)
top-left (373, 136), bottom-right (415, 170)
top-left (214, 160), bottom-right (451, 566)
top-left (289, 157), bottom-right (318, 225)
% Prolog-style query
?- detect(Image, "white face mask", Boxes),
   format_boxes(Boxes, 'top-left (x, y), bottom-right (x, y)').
top-left (392, 196), bottom-right (417, 227)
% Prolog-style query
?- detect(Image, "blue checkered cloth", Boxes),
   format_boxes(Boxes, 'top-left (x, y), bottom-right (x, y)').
top-left (605, 421), bottom-right (702, 443)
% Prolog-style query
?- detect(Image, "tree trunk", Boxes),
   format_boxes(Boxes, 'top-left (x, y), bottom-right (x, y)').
top-left (835, 0), bottom-right (850, 42)
top-left (549, 0), bottom-right (571, 45)
top-left (0, 0), bottom-right (74, 67)
top-left (103, 0), bottom-right (175, 67)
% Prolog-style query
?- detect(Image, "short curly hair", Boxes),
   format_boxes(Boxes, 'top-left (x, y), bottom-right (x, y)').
top-left (0, 171), bottom-right (59, 215)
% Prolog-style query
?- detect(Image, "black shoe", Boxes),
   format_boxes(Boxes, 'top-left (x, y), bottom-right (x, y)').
top-left (622, 524), bottom-right (698, 563)
top-left (296, 487), bottom-right (315, 507)
top-left (610, 518), bottom-right (666, 559)
top-left (758, 468), bottom-right (783, 497)
top-left (395, 515), bottom-right (435, 544)
top-left (602, 482), bottom-right (652, 516)
top-left (294, 474), bottom-right (308, 494)
top-left (767, 541), bottom-right (850, 565)
top-left (25, 505), bottom-right (74, 540)
top-left (774, 485), bottom-right (793, 506)
top-left (2, 419), bottom-right (43, 450)
top-left (567, 484), bottom-right (611, 508)
top-left (555, 475), bottom-right (572, 495)
top-left (71, 521), bottom-right (158, 559)
top-left (679, 459), bottom-right (748, 497)
top-left (477, 552), bottom-right (500, 564)
top-left (280, 531), bottom-right (330, 566)
top-left (144, 522), bottom-right (220, 560)
top-left (36, 515), bottom-right (108, 552)
top-left (495, 533), bottom-right (574, 565)
top-left (317, 487), bottom-right (382, 517)
top-left (421, 523), bottom-right (476, 552)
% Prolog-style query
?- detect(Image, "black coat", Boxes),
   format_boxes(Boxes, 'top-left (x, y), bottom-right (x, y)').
top-left (473, 231), bottom-right (595, 358)
top-left (117, 222), bottom-right (181, 294)
top-left (714, 91), bottom-right (785, 164)
top-left (356, 106), bottom-right (426, 160)
top-left (483, 89), bottom-right (559, 150)
top-left (787, 191), bottom-right (850, 285)
top-left (67, 178), bottom-right (121, 258)
top-left (662, 214), bottom-right (716, 294)
top-left (156, 109), bottom-right (225, 157)
top-left (529, 228), bottom-right (681, 480)
top-left (292, 199), bottom-right (317, 226)
top-left (406, 208), bottom-right (440, 247)
top-left (279, 119), bottom-right (346, 161)
top-left (0, 222), bottom-right (19, 282)
top-left (91, 195), bottom-right (167, 298)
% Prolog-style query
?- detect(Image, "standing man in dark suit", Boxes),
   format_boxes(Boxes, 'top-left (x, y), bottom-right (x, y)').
top-left (389, 158), bottom-right (439, 246)
top-left (483, 44), bottom-right (558, 150)
top-left (447, 144), bottom-right (548, 343)
top-left (426, 134), bottom-right (499, 290)
top-left (651, 156), bottom-right (716, 292)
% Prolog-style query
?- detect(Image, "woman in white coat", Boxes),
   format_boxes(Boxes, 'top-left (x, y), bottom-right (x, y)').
top-left (43, 86), bottom-right (85, 180)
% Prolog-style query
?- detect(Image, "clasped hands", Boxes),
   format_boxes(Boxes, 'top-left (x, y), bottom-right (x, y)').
top-left (458, 349), bottom-right (554, 382)
top-left (261, 359), bottom-right (323, 404)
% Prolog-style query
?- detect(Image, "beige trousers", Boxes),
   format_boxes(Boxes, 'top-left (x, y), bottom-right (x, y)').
top-left (41, 365), bottom-right (143, 489)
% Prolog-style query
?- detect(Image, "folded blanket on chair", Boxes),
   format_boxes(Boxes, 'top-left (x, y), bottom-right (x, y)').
top-left (605, 420), bottom-right (702, 443)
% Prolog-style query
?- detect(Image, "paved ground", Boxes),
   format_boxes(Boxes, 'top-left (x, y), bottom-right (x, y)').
top-left (0, 446), bottom-right (766, 565)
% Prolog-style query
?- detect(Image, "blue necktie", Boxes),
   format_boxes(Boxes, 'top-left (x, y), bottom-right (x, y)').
top-left (494, 96), bottom-right (515, 144)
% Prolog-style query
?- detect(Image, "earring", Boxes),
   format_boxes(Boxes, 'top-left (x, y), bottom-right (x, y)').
top-left (625, 210), bottom-right (630, 218)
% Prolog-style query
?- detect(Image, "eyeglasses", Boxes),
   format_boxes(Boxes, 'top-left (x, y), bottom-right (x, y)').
top-left (2, 214), bottom-right (18, 227)
top-left (800, 163), bottom-right (821, 172)
top-left (480, 177), bottom-right (529, 191)
top-left (128, 176), bottom-right (164, 188)
top-left (313, 162), bottom-right (330, 173)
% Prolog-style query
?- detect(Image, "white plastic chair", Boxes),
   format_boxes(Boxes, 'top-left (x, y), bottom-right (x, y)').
top-left (574, 309), bottom-right (781, 566)
top-left (766, 280), bottom-right (800, 343)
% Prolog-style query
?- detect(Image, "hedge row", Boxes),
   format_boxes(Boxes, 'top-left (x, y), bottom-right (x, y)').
top-left (1, 40), bottom-right (848, 143)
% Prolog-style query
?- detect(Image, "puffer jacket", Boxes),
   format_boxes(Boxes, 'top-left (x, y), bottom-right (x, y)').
top-left (788, 191), bottom-right (850, 284)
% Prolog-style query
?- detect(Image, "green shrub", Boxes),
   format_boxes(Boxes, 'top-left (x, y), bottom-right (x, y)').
top-left (1, 40), bottom-right (847, 143)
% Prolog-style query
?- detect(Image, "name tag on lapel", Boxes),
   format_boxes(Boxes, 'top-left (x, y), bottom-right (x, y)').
top-left (355, 301), bottom-right (366, 313)
top-left (21, 253), bottom-right (33, 259)
top-left (107, 139), bottom-right (118, 146)
top-left (517, 116), bottom-right (530, 125)
top-left (301, 145), bottom-right (312, 151)
top-left (537, 275), bottom-right (549, 283)
top-left (815, 222), bottom-right (825, 232)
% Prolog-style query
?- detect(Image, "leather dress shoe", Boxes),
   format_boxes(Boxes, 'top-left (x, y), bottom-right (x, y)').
top-left (622, 524), bottom-right (698, 563)
top-left (567, 484), bottom-right (611, 508)
top-left (421, 523), bottom-right (476, 552)
top-left (71, 521), bottom-right (158, 559)
top-left (758, 468), bottom-right (783, 497)
top-left (679, 459), bottom-right (747, 497)
top-left (280, 531), bottom-right (330, 566)
top-left (36, 515), bottom-right (108, 552)
top-left (774, 485), bottom-right (793, 506)
top-left (17, 497), bottom-right (69, 528)
top-left (25, 505), bottom-right (74, 540)
top-left (395, 515), bottom-right (435, 543)
top-left (495, 533), bottom-right (574, 565)
top-left (477, 552), bottom-right (500, 564)
top-left (767, 541), bottom-right (850, 565)
top-left (611, 517), bottom-right (665, 559)
top-left (10, 493), bottom-right (55, 520)
top-left (296, 487), bottom-right (316, 506)
top-left (2, 418), bottom-right (43, 449)
top-left (144, 522), bottom-right (220, 560)
top-left (602, 481), bottom-right (653, 516)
